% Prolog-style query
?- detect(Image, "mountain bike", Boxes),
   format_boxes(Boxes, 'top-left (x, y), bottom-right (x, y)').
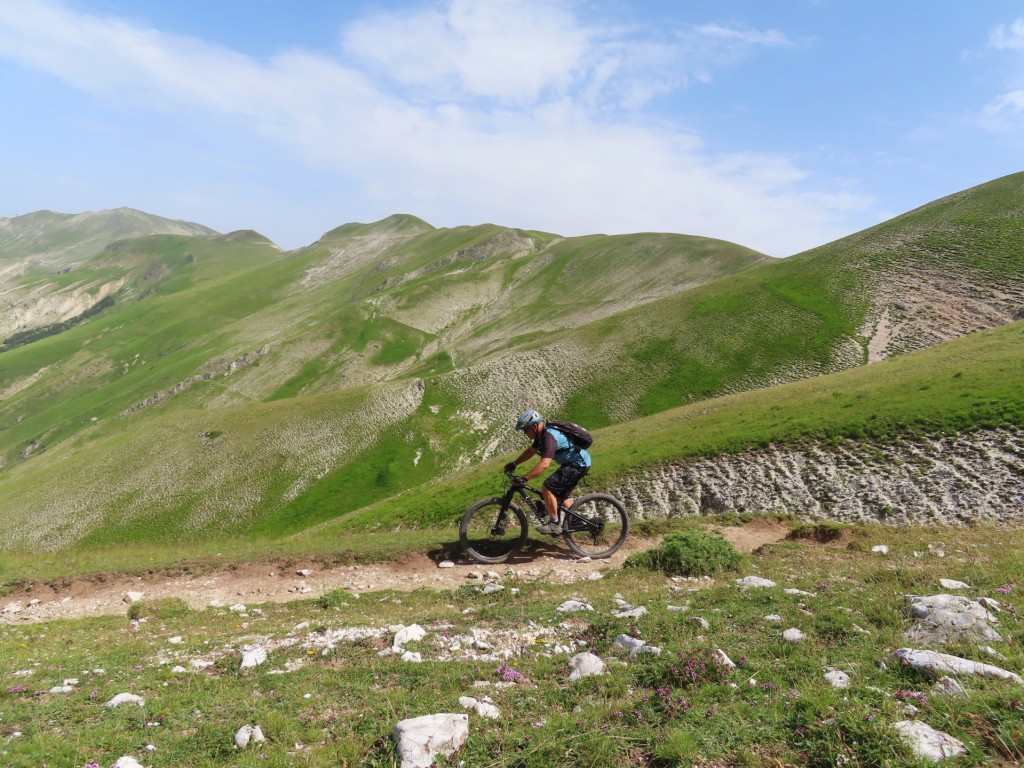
top-left (459, 470), bottom-right (629, 564)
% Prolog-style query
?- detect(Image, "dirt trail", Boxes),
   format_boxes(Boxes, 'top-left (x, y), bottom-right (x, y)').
top-left (0, 521), bottom-right (792, 625)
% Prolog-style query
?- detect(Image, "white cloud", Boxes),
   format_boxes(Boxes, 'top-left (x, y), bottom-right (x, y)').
top-left (989, 18), bottom-right (1024, 50)
top-left (0, 0), bottom-right (865, 255)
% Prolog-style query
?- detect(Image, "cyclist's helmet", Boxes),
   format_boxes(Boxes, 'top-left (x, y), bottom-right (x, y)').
top-left (515, 409), bottom-right (543, 431)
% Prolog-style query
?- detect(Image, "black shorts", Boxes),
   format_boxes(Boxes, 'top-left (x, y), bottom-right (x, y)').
top-left (543, 464), bottom-right (589, 502)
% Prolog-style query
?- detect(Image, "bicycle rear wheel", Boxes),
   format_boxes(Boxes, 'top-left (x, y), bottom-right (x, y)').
top-left (460, 497), bottom-right (529, 564)
top-left (563, 493), bottom-right (629, 558)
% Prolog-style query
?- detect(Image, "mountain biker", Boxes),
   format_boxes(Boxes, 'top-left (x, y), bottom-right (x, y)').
top-left (504, 409), bottom-right (591, 535)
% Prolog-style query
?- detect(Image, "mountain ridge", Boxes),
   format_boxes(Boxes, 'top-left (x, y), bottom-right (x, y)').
top-left (0, 173), bottom-right (1022, 550)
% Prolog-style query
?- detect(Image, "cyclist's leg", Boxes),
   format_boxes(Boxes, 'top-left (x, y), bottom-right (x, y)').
top-left (543, 465), bottom-right (588, 517)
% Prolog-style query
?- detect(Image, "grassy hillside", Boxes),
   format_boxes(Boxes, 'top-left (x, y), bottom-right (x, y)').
top-left (0, 174), bottom-right (1023, 551)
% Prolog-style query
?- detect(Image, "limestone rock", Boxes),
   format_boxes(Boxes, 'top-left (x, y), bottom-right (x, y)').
top-left (240, 647), bottom-right (268, 670)
top-left (392, 713), bottom-right (469, 768)
top-left (123, 592), bottom-right (144, 604)
top-left (712, 649), bottom-right (736, 670)
top-left (393, 624), bottom-right (427, 650)
top-left (557, 600), bottom-right (593, 613)
top-left (824, 670), bottom-right (850, 688)
top-left (106, 692), bottom-right (146, 708)
top-left (234, 724), bottom-right (266, 748)
top-left (893, 648), bottom-right (1023, 684)
top-left (892, 720), bottom-right (967, 762)
top-left (458, 695), bottom-right (501, 719)
top-left (783, 628), bottom-right (806, 643)
top-left (736, 576), bottom-right (776, 588)
top-left (938, 579), bottom-right (970, 590)
top-left (904, 594), bottom-right (1002, 645)
top-left (111, 758), bottom-right (146, 768)
top-left (568, 652), bottom-right (605, 680)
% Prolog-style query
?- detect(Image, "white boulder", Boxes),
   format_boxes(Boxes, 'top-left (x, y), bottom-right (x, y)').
top-left (783, 628), bottom-right (806, 643)
top-left (893, 648), bottom-right (1023, 684)
top-left (459, 695), bottom-right (501, 719)
top-left (393, 624), bottom-right (426, 650)
top-left (111, 758), bottom-right (146, 768)
top-left (557, 600), bottom-right (594, 613)
top-left (736, 576), bottom-right (777, 588)
top-left (823, 670), bottom-right (850, 689)
top-left (938, 579), bottom-right (971, 590)
top-left (106, 693), bottom-right (145, 708)
top-left (392, 713), bottom-right (469, 768)
top-left (234, 724), bottom-right (266, 748)
top-left (123, 592), bottom-right (144, 604)
top-left (892, 720), bottom-right (967, 762)
top-left (568, 652), bottom-right (605, 680)
top-left (240, 647), bottom-right (268, 670)
top-left (712, 649), bottom-right (736, 670)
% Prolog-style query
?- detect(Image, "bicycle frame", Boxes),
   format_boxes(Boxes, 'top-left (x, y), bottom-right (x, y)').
top-left (499, 473), bottom-right (603, 535)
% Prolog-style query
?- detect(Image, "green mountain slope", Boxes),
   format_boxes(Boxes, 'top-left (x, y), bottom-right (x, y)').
top-left (1, 173), bottom-right (1023, 550)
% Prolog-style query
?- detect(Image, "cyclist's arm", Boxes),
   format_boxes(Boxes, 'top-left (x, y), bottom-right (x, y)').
top-left (512, 446), bottom-right (537, 466)
top-left (523, 456), bottom-right (552, 481)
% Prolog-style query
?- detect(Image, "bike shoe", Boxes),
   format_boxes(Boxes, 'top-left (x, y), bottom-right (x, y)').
top-left (537, 520), bottom-right (562, 535)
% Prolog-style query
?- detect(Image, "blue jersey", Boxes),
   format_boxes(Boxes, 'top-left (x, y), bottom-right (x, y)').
top-left (534, 427), bottom-right (591, 468)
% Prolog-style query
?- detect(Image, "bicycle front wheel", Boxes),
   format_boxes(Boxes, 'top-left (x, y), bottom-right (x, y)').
top-left (563, 493), bottom-right (629, 559)
top-left (460, 497), bottom-right (529, 564)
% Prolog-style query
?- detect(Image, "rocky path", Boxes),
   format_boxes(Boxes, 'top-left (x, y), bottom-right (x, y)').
top-left (0, 521), bottom-right (792, 624)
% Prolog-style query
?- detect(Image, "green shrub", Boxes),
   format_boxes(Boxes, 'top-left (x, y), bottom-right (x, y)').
top-left (624, 530), bottom-right (743, 577)
top-left (314, 588), bottom-right (357, 609)
top-left (126, 597), bottom-right (192, 620)
top-left (788, 521), bottom-right (850, 543)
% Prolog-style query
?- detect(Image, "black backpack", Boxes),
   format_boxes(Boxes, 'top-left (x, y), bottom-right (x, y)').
top-left (547, 419), bottom-right (594, 450)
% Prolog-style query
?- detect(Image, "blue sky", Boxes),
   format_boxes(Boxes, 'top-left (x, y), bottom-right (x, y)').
top-left (1, 1), bottom-right (1023, 256)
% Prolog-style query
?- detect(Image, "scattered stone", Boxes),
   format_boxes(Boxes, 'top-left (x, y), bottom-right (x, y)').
top-left (893, 648), bottom-right (1023, 684)
top-left (902, 703), bottom-right (920, 717)
top-left (568, 652), bottom-right (605, 680)
top-left (2, 602), bottom-right (23, 615)
top-left (458, 695), bottom-right (501, 720)
top-left (106, 692), bottom-right (146, 709)
top-left (392, 713), bottom-right (469, 768)
top-left (586, 571), bottom-right (603, 581)
top-left (823, 670), bottom-right (850, 689)
top-left (613, 634), bottom-right (661, 659)
top-left (892, 720), bottom-right (967, 762)
top-left (123, 592), bottom-right (144, 604)
top-left (234, 724), bottom-right (266, 748)
top-left (689, 617), bottom-right (710, 629)
top-left (666, 605), bottom-right (688, 613)
top-left (240, 647), bottom-right (268, 670)
top-left (482, 583), bottom-right (504, 595)
top-left (171, 666), bottom-right (187, 673)
top-left (49, 685), bottom-right (75, 694)
top-left (111, 758), bottom-right (146, 768)
top-left (783, 628), bottom-right (806, 643)
top-left (393, 624), bottom-right (426, 649)
top-left (401, 652), bottom-right (423, 663)
top-left (871, 545), bottom-right (890, 554)
top-left (784, 588), bottom-right (815, 597)
top-left (557, 600), bottom-right (593, 613)
top-left (229, 603), bottom-right (247, 613)
top-left (736, 576), bottom-right (777, 588)
top-left (764, 614), bottom-right (784, 623)
top-left (438, 561), bottom-right (455, 569)
top-left (613, 606), bottom-right (648, 619)
top-left (712, 649), bottom-right (736, 670)
top-left (168, 636), bottom-right (183, 645)
top-left (904, 594), bottom-right (1002, 645)
top-left (296, 569), bottom-right (312, 577)
top-left (938, 579), bottom-right (970, 590)
top-left (190, 660), bottom-right (214, 670)
top-left (928, 543), bottom-right (947, 558)
top-left (932, 676), bottom-right (967, 697)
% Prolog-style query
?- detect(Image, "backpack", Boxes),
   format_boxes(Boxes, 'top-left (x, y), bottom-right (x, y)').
top-left (547, 419), bottom-right (594, 450)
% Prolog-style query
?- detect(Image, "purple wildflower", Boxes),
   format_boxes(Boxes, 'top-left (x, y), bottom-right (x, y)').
top-left (995, 584), bottom-right (1014, 595)
top-left (6, 685), bottom-right (28, 694)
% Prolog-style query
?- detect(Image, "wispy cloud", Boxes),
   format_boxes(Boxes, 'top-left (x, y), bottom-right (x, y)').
top-left (0, 0), bottom-right (866, 254)
top-left (989, 18), bottom-right (1024, 51)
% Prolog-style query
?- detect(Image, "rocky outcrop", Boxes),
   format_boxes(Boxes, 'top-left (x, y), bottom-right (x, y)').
top-left (613, 428), bottom-right (1024, 525)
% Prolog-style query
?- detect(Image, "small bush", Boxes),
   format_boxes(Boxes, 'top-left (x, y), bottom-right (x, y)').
top-left (624, 530), bottom-right (743, 577)
top-left (788, 521), bottom-right (850, 543)
top-left (314, 588), bottom-right (357, 609)
top-left (126, 597), bottom-right (192, 620)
